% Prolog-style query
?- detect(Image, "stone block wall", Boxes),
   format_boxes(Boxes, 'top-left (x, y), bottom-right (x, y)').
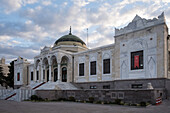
top-left (36, 89), bottom-right (165, 104)
top-left (75, 78), bottom-right (166, 90)
top-left (166, 79), bottom-right (170, 99)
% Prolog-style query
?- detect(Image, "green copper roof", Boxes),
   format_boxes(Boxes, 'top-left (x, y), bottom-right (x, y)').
top-left (55, 34), bottom-right (86, 45)
top-left (55, 26), bottom-right (86, 45)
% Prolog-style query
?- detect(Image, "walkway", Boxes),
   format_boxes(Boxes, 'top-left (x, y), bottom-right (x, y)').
top-left (0, 100), bottom-right (170, 113)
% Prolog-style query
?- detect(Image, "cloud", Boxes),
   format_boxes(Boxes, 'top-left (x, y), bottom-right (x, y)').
top-left (0, 0), bottom-right (170, 64)
top-left (0, 0), bottom-right (22, 13)
top-left (42, 0), bottom-right (52, 6)
top-left (0, 0), bottom-right (39, 13)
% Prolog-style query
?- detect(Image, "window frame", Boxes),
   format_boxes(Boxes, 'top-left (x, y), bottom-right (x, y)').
top-left (131, 50), bottom-right (144, 70)
top-left (79, 63), bottom-right (85, 76)
top-left (90, 61), bottom-right (97, 75)
top-left (103, 58), bottom-right (110, 74)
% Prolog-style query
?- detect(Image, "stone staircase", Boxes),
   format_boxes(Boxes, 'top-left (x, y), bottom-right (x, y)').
top-left (0, 82), bottom-right (46, 101)
top-left (1, 82), bottom-right (78, 101)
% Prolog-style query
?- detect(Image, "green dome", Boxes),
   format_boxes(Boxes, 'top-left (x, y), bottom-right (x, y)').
top-left (55, 32), bottom-right (86, 45)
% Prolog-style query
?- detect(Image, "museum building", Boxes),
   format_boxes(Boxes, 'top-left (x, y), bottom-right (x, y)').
top-left (13, 13), bottom-right (170, 103)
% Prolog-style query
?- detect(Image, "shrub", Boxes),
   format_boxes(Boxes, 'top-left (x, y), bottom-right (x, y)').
top-left (140, 101), bottom-right (146, 107)
top-left (30, 95), bottom-right (39, 101)
top-left (88, 97), bottom-right (94, 103)
top-left (115, 99), bottom-right (121, 105)
top-left (58, 98), bottom-right (67, 101)
top-left (68, 96), bottom-right (75, 102)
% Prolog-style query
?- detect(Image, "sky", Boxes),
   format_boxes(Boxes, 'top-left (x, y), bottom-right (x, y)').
top-left (0, 0), bottom-right (170, 64)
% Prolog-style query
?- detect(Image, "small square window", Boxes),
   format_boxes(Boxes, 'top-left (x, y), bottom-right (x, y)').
top-left (103, 85), bottom-right (110, 89)
top-left (111, 92), bottom-right (117, 99)
top-left (118, 92), bottom-right (124, 99)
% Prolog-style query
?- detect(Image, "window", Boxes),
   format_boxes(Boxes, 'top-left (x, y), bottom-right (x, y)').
top-left (90, 61), bottom-right (96, 75)
top-left (31, 72), bottom-right (33, 81)
top-left (17, 73), bottom-right (20, 81)
top-left (131, 50), bottom-right (143, 70)
top-left (37, 71), bottom-right (39, 80)
top-left (103, 59), bottom-right (110, 74)
top-left (90, 85), bottom-right (97, 89)
top-left (79, 63), bottom-right (84, 76)
top-left (103, 85), bottom-right (110, 89)
top-left (131, 84), bottom-right (143, 88)
top-left (111, 92), bottom-right (117, 99)
top-left (118, 92), bottom-right (124, 99)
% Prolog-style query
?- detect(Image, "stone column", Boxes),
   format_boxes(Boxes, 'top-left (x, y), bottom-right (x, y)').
top-left (57, 63), bottom-right (61, 81)
top-left (41, 65), bottom-right (44, 82)
top-left (49, 65), bottom-right (52, 82)
top-left (34, 68), bottom-right (37, 82)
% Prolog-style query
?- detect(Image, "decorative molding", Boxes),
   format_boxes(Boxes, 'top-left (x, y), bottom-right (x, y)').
top-left (115, 12), bottom-right (165, 36)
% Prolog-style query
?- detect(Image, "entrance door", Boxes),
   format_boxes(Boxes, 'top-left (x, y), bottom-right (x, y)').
top-left (54, 68), bottom-right (58, 82)
top-left (47, 69), bottom-right (49, 82)
top-left (62, 67), bottom-right (67, 82)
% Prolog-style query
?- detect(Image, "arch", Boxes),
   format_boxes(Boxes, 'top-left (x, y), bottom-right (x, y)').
top-left (61, 55), bottom-right (69, 64)
top-left (129, 39), bottom-right (148, 51)
top-left (42, 57), bottom-right (49, 68)
top-left (51, 55), bottom-right (57, 65)
top-left (35, 59), bottom-right (40, 69)
top-left (103, 53), bottom-right (110, 59)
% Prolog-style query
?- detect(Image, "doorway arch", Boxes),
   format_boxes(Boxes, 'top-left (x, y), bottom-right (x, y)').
top-left (62, 67), bottom-right (67, 82)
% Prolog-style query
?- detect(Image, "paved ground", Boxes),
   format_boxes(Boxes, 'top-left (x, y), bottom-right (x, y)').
top-left (0, 100), bottom-right (170, 113)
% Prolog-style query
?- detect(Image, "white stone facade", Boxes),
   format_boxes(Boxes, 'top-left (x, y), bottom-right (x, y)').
top-left (14, 13), bottom-right (170, 89)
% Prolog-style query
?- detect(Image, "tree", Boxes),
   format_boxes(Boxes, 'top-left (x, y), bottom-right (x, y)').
top-left (0, 66), bottom-right (6, 86)
top-left (6, 61), bottom-right (14, 88)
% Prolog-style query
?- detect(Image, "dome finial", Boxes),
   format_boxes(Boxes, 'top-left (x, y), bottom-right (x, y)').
top-left (69, 26), bottom-right (72, 35)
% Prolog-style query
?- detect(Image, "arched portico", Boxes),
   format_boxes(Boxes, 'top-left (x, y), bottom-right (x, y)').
top-left (35, 59), bottom-right (40, 82)
top-left (34, 53), bottom-right (71, 83)
top-left (42, 57), bottom-right (50, 82)
top-left (61, 56), bottom-right (69, 82)
top-left (51, 55), bottom-right (58, 82)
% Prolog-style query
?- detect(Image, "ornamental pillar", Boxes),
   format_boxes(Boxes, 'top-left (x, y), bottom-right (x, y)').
top-left (41, 65), bottom-right (44, 82)
top-left (49, 65), bottom-right (52, 82)
top-left (57, 63), bottom-right (61, 82)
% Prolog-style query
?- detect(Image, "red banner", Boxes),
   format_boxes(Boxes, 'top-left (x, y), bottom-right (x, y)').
top-left (134, 55), bottom-right (139, 68)
top-left (17, 73), bottom-right (20, 81)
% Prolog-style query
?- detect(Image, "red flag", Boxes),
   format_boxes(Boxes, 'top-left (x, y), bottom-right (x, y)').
top-left (134, 55), bottom-right (139, 68)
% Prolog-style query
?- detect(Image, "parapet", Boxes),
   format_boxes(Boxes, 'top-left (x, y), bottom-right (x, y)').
top-left (115, 12), bottom-right (166, 36)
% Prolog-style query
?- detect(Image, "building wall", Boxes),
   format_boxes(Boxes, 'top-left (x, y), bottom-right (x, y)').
top-left (28, 64), bottom-right (34, 84)
top-left (114, 14), bottom-right (168, 80)
top-left (74, 45), bottom-right (114, 83)
top-left (14, 57), bottom-right (30, 88)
